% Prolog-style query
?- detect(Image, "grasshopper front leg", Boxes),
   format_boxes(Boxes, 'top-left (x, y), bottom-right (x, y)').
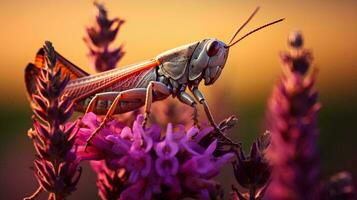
top-left (177, 90), bottom-right (199, 126)
top-left (190, 86), bottom-right (218, 128)
top-left (143, 81), bottom-right (200, 127)
top-left (190, 86), bottom-right (238, 146)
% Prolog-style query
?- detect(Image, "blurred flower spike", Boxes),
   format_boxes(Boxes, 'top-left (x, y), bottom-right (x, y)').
top-left (264, 31), bottom-right (321, 200)
top-left (232, 133), bottom-right (271, 200)
top-left (90, 160), bottom-right (128, 200)
top-left (84, 1), bottom-right (125, 72)
top-left (74, 113), bottom-right (234, 200)
top-left (320, 171), bottom-right (356, 200)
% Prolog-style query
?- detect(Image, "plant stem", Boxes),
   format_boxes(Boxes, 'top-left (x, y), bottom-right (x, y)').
top-left (23, 186), bottom-right (43, 200)
top-left (48, 193), bottom-right (55, 200)
top-left (249, 186), bottom-right (256, 200)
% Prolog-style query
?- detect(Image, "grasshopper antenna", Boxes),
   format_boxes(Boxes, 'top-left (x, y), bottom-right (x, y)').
top-left (228, 6), bottom-right (260, 45)
top-left (226, 18), bottom-right (285, 48)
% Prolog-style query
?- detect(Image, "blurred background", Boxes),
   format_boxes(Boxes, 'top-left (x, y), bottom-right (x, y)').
top-left (0, 0), bottom-right (356, 199)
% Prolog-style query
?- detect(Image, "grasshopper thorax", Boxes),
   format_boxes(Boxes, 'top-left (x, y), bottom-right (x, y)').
top-left (156, 38), bottom-right (228, 89)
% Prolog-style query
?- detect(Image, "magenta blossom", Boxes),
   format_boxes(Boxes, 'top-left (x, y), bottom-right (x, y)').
top-left (75, 112), bottom-right (126, 162)
top-left (90, 160), bottom-right (128, 200)
top-left (154, 123), bottom-right (179, 185)
top-left (75, 113), bottom-right (234, 200)
top-left (264, 31), bottom-right (320, 200)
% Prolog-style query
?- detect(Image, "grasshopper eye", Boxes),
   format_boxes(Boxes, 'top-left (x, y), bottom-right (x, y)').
top-left (206, 41), bottom-right (220, 57)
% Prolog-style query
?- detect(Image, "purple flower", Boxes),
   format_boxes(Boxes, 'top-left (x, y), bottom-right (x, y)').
top-left (155, 124), bottom-right (179, 185)
top-left (90, 160), bottom-right (128, 200)
top-left (155, 156), bottom-right (179, 184)
top-left (25, 42), bottom-right (81, 200)
top-left (119, 171), bottom-right (161, 200)
top-left (320, 171), bottom-right (356, 200)
top-left (264, 31), bottom-right (320, 200)
top-left (75, 112), bottom-right (126, 161)
top-left (182, 140), bottom-right (233, 178)
top-left (182, 126), bottom-right (213, 155)
top-left (155, 124), bottom-right (179, 158)
top-left (84, 2), bottom-right (125, 72)
top-left (122, 151), bottom-right (152, 183)
top-left (76, 113), bottom-right (234, 199)
top-left (231, 133), bottom-right (271, 200)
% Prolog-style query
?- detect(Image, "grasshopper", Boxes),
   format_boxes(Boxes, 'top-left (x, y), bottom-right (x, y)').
top-left (25, 7), bottom-right (283, 148)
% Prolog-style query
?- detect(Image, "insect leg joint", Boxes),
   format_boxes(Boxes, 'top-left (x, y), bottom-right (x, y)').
top-left (191, 86), bottom-right (205, 103)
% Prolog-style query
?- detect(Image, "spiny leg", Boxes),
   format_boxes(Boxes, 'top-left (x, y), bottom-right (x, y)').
top-left (190, 86), bottom-right (239, 146)
top-left (143, 81), bottom-right (171, 127)
top-left (84, 90), bottom-right (147, 151)
top-left (85, 93), bottom-right (123, 151)
top-left (85, 92), bottom-right (119, 114)
top-left (85, 95), bottom-right (98, 114)
top-left (177, 90), bottom-right (199, 126)
top-left (190, 86), bottom-right (217, 125)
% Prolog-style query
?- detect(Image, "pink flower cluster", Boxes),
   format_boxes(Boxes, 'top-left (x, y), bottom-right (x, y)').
top-left (74, 113), bottom-right (234, 200)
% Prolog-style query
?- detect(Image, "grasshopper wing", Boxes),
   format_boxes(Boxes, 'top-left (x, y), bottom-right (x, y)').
top-left (33, 48), bottom-right (89, 79)
top-left (25, 48), bottom-right (89, 101)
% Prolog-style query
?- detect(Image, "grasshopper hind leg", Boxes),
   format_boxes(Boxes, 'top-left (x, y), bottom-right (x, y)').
top-left (85, 92), bottom-right (119, 114)
top-left (84, 83), bottom-right (171, 151)
top-left (142, 81), bottom-right (171, 127)
top-left (84, 90), bottom-right (147, 151)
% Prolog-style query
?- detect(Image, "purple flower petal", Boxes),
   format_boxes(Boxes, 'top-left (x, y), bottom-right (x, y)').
top-left (186, 126), bottom-right (200, 139)
top-left (172, 124), bottom-right (186, 142)
top-left (145, 124), bottom-right (161, 142)
top-left (140, 153), bottom-right (152, 177)
top-left (154, 123), bottom-right (183, 159)
top-left (81, 112), bottom-right (100, 130)
top-left (120, 126), bottom-right (133, 140)
top-left (194, 127), bottom-right (214, 142)
top-left (155, 156), bottom-right (179, 177)
top-left (105, 135), bottom-right (130, 155)
top-left (129, 170), bottom-right (140, 183)
top-left (204, 139), bottom-right (217, 155)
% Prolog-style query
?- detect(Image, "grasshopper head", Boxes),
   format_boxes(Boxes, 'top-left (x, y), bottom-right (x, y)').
top-left (191, 7), bottom-right (284, 85)
top-left (156, 7), bottom-right (284, 87)
top-left (189, 38), bottom-right (229, 85)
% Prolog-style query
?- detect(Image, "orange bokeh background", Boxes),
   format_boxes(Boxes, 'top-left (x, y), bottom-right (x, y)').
top-left (0, 0), bottom-right (356, 103)
top-left (0, 1), bottom-right (356, 199)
